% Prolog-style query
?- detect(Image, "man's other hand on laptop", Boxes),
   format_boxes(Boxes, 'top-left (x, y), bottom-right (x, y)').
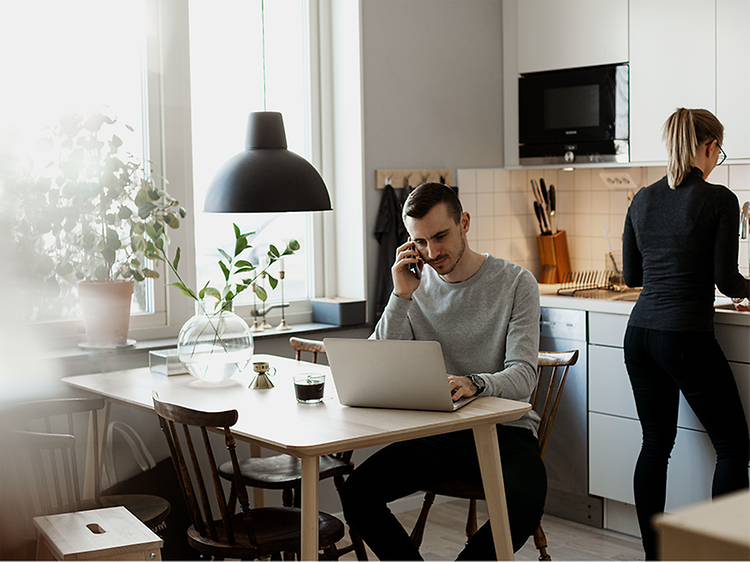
top-left (448, 375), bottom-right (478, 401)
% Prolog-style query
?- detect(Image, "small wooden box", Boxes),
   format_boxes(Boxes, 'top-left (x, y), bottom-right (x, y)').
top-left (537, 230), bottom-right (571, 284)
top-left (34, 506), bottom-right (163, 561)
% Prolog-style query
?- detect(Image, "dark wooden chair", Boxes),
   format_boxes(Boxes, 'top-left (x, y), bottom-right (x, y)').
top-left (409, 349), bottom-right (580, 561)
top-left (218, 337), bottom-right (367, 559)
top-left (153, 395), bottom-right (346, 560)
top-left (9, 397), bottom-right (170, 531)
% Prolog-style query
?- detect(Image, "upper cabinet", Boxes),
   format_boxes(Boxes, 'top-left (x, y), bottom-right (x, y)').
top-left (629, 0), bottom-right (716, 163)
top-left (717, 0), bottom-right (750, 161)
top-left (504, 0), bottom-right (750, 167)
top-left (517, 0), bottom-right (628, 73)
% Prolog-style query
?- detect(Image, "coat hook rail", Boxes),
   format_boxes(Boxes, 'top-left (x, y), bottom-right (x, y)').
top-left (376, 169), bottom-right (451, 189)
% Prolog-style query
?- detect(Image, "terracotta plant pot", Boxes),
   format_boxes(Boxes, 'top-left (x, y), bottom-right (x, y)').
top-left (77, 280), bottom-right (134, 346)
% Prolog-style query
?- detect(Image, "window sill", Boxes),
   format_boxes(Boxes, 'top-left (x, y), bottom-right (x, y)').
top-left (49, 322), bottom-right (373, 377)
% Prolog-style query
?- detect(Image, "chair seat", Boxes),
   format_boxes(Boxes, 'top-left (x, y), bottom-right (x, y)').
top-left (423, 480), bottom-right (484, 501)
top-left (219, 454), bottom-right (353, 489)
top-left (186, 507), bottom-right (345, 559)
top-left (100, 494), bottom-right (171, 530)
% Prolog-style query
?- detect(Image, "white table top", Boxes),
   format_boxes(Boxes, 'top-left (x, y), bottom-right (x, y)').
top-left (63, 354), bottom-right (531, 458)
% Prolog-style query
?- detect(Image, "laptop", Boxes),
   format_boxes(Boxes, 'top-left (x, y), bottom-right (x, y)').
top-left (323, 338), bottom-right (479, 412)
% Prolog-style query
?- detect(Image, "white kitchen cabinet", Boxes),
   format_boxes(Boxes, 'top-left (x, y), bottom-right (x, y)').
top-left (717, 0), bottom-right (750, 160)
top-left (629, 0), bottom-right (716, 164)
top-left (587, 309), bottom-right (750, 525)
top-left (589, 412), bottom-right (640, 504)
top-left (516, 0), bottom-right (628, 73)
top-left (589, 412), bottom-right (715, 511)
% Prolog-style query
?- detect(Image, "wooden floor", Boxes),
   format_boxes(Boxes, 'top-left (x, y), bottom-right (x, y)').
top-left (340, 499), bottom-right (644, 561)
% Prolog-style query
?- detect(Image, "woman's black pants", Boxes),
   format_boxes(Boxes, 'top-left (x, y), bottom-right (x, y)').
top-left (341, 424), bottom-right (547, 560)
top-left (624, 326), bottom-right (749, 560)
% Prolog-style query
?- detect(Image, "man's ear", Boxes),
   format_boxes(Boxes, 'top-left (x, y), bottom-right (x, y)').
top-left (461, 211), bottom-right (471, 234)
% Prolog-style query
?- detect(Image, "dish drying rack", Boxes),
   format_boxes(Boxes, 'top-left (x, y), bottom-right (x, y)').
top-left (557, 270), bottom-right (625, 296)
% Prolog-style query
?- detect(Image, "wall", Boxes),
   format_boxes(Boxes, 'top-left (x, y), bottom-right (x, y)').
top-left (361, 0), bottom-right (505, 323)
top-left (456, 164), bottom-right (750, 280)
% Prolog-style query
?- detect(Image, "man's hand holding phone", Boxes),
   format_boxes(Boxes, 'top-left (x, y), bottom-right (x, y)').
top-left (392, 239), bottom-right (423, 300)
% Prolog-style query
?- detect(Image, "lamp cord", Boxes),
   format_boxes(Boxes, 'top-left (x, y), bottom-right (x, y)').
top-left (261, 0), bottom-right (267, 110)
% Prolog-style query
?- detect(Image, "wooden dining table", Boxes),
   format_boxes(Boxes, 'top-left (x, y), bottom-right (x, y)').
top-left (63, 354), bottom-right (531, 560)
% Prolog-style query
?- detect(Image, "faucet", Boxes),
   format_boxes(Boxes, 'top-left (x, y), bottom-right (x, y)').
top-left (741, 201), bottom-right (749, 240)
top-left (249, 302), bottom-right (289, 318)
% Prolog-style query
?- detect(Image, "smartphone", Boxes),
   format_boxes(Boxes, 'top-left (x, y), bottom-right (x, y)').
top-left (408, 240), bottom-right (422, 279)
top-left (410, 261), bottom-right (422, 279)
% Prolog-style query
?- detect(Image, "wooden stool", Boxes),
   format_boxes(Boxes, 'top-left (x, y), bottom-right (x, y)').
top-left (653, 489), bottom-right (750, 561)
top-left (33, 506), bottom-right (163, 561)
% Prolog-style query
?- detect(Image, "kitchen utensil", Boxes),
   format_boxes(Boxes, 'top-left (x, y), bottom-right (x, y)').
top-left (539, 177), bottom-right (550, 211)
top-left (531, 179), bottom-right (544, 207)
top-left (548, 184), bottom-right (557, 234)
top-left (534, 200), bottom-right (548, 234)
top-left (531, 179), bottom-right (551, 232)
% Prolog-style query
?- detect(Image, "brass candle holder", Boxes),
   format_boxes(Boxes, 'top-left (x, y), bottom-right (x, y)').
top-left (276, 269), bottom-right (291, 331)
top-left (249, 361), bottom-right (275, 389)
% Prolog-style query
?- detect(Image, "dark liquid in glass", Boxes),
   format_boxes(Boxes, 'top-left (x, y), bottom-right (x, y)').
top-left (295, 381), bottom-right (324, 402)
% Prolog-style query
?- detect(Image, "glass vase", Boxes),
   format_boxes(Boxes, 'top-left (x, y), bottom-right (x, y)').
top-left (177, 301), bottom-right (254, 382)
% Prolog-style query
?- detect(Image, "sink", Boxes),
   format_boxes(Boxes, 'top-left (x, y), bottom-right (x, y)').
top-left (608, 290), bottom-right (642, 302)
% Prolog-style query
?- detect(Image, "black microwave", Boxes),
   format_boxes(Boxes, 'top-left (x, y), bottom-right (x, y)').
top-left (518, 63), bottom-right (629, 165)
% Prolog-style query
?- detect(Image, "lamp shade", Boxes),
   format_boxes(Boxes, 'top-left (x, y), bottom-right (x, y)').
top-left (204, 111), bottom-right (332, 212)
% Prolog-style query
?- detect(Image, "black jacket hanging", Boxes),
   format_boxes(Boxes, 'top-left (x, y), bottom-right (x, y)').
top-left (374, 183), bottom-right (408, 320)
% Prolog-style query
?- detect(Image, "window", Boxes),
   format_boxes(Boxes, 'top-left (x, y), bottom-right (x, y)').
top-left (189, 0), bottom-right (316, 317)
top-left (0, 0), bottom-right (162, 324)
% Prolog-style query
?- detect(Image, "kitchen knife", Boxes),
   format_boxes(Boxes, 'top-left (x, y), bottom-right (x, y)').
top-left (534, 200), bottom-right (549, 234)
top-left (531, 179), bottom-right (544, 207)
top-left (539, 177), bottom-right (550, 212)
top-left (548, 184), bottom-right (557, 233)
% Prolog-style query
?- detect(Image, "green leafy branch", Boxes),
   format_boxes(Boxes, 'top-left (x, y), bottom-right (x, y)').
top-left (161, 222), bottom-right (299, 314)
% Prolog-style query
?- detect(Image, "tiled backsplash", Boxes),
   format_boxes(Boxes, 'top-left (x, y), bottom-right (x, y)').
top-left (457, 164), bottom-right (750, 280)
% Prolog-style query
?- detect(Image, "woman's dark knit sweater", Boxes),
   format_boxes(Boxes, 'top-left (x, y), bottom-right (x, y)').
top-left (623, 167), bottom-right (750, 332)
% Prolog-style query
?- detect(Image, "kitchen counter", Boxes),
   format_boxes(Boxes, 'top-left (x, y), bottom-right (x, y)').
top-left (538, 284), bottom-right (750, 327)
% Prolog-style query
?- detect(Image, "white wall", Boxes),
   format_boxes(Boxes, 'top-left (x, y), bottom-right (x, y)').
top-left (456, 164), bottom-right (750, 279)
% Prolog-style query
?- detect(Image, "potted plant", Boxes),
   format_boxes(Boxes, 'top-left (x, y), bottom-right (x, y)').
top-left (157, 223), bottom-right (299, 382)
top-left (12, 109), bottom-right (185, 346)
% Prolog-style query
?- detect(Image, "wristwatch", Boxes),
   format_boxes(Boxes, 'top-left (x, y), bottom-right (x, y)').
top-left (467, 374), bottom-right (486, 396)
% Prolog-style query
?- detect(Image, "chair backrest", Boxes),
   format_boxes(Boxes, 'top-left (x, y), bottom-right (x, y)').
top-left (532, 350), bottom-right (579, 459)
top-left (289, 337), bottom-right (326, 364)
top-left (10, 398), bottom-right (107, 506)
top-left (152, 395), bottom-right (256, 550)
top-left (10, 429), bottom-right (81, 517)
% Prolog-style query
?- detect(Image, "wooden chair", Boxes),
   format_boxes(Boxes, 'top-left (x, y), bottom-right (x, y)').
top-left (152, 395), bottom-right (346, 560)
top-left (409, 349), bottom-right (580, 561)
top-left (9, 397), bottom-right (170, 531)
top-left (218, 336), bottom-right (368, 559)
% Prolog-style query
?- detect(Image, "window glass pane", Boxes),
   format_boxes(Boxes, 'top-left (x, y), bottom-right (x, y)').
top-left (0, 0), bottom-right (152, 321)
top-left (189, 0), bottom-right (312, 307)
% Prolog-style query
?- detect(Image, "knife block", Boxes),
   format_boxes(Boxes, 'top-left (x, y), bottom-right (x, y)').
top-left (537, 230), bottom-right (571, 284)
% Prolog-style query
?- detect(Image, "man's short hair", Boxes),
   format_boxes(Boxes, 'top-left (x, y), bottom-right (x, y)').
top-left (402, 182), bottom-right (462, 224)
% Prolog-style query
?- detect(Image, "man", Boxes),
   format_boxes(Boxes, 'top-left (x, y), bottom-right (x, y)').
top-left (341, 182), bottom-right (546, 560)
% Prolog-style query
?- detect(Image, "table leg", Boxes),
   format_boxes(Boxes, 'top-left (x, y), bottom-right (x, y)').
top-left (300, 455), bottom-right (320, 560)
top-left (473, 423), bottom-right (514, 560)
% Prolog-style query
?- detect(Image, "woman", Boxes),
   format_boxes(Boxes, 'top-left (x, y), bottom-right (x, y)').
top-left (622, 108), bottom-right (750, 560)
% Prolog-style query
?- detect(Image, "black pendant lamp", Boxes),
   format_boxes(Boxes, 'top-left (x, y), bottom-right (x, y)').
top-left (204, 111), bottom-right (332, 212)
top-left (203, 0), bottom-right (331, 213)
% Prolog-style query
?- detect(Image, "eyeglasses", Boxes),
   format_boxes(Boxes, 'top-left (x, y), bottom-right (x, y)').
top-left (707, 141), bottom-right (727, 166)
top-left (717, 144), bottom-right (727, 166)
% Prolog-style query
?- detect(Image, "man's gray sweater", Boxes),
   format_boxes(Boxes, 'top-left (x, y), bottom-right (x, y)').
top-left (371, 255), bottom-right (541, 435)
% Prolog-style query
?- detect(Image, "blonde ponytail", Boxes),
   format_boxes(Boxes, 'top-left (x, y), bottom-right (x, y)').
top-left (662, 108), bottom-right (724, 188)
